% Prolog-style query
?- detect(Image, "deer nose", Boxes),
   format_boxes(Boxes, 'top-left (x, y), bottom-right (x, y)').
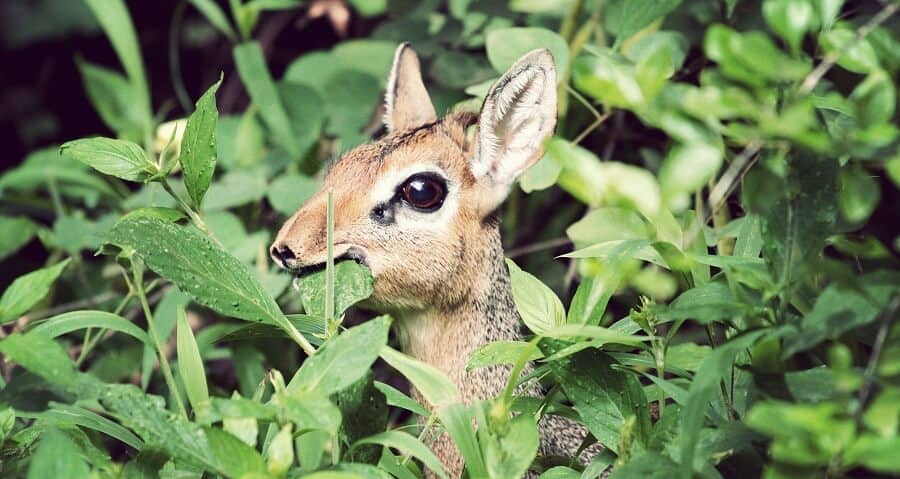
top-left (270, 243), bottom-right (296, 268)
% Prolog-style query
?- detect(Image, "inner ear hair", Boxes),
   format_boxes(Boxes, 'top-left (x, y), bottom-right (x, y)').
top-left (472, 49), bottom-right (557, 188)
top-left (384, 43), bottom-right (437, 133)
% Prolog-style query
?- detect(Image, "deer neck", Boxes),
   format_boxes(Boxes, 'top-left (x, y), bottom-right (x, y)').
top-left (393, 227), bottom-right (521, 403)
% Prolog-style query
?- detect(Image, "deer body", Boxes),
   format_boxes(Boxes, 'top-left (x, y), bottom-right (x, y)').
top-left (272, 44), bottom-right (594, 477)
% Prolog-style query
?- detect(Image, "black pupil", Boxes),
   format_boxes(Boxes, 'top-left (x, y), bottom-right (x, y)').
top-left (402, 176), bottom-right (444, 210)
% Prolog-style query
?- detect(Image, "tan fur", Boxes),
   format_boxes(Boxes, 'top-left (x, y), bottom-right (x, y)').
top-left (272, 45), bottom-right (597, 477)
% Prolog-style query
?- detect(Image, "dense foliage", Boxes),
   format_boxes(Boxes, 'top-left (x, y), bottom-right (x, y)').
top-left (1, 0), bottom-right (899, 478)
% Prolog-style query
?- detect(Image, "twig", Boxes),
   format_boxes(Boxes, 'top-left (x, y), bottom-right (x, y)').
top-left (567, 85), bottom-right (611, 145)
top-left (799, 1), bottom-right (899, 95)
top-left (854, 294), bottom-right (900, 424)
top-left (507, 237), bottom-right (572, 259)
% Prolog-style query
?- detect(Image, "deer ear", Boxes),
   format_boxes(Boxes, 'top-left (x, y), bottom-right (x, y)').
top-left (384, 43), bottom-right (437, 132)
top-left (472, 49), bottom-right (557, 212)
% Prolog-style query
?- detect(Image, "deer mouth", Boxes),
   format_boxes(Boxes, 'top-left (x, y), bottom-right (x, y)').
top-left (293, 246), bottom-right (369, 278)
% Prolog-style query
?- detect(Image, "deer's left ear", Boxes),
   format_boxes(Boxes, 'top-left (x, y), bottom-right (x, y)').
top-left (384, 43), bottom-right (437, 133)
top-left (471, 49), bottom-right (557, 212)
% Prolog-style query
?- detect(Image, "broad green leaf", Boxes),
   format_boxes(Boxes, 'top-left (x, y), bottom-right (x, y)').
top-left (267, 424), bottom-right (294, 476)
top-left (350, 431), bottom-right (447, 479)
top-left (679, 331), bottom-right (765, 472)
top-left (380, 346), bottom-right (460, 407)
top-left (0, 332), bottom-right (77, 386)
top-left (233, 42), bottom-right (299, 157)
top-left (705, 25), bottom-right (811, 85)
top-left (435, 403), bottom-right (487, 477)
top-left (845, 435), bottom-right (900, 473)
top-left (606, 0), bottom-right (682, 46)
top-left (820, 27), bottom-right (880, 74)
top-left (838, 163), bottom-right (880, 224)
top-left (539, 466), bottom-right (581, 479)
top-left (347, 0), bottom-right (388, 17)
top-left (83, 0), bottom-right (150, 131)
top-left (279, 81), bottom-right (325, 159)
top-left (0, 147), bottom-right (116, 198)
top-left (540, 342), bottom-right (650, 453)
top-left (75, 59), bottom-right (143, 140)
top-left (97, 382), bottom-right (268, 477)
top-left (27, 428), bottom-right (90, 479)
top-left (506, 259), bottom-right (565, 335)
top-left (658, 143), bottom-right (723, 201)
top-left (31, 310), bottom-right (153, 349)
top-left (763, 0), bottom-right (816, 54)
top-left (266, 173), bottom-right (319, 215)
top-left (203, 169), bottom-right (267, 212)
top-left (0, 259), bottom-right (70, 324)
top-left (520, 154), bottom-right (562, 193)
top-left (566, 275), bottom-right (615, 325)
top-left (782, 271), bottom-right (900, 356)
top-left (121, 206), bottom-right (187, 223)
top-left (483, 414), bottom-right (540, 479)
top-left (0, 408), bottom-right (13, 444)
top-left (467, 341), bottom-right (543, 371)
top-left (177, 306), bottom-right (210, 414)
top-left (289, 316), bottom-right (390, 395)
top-left (60, 137), bottom-right (157, 182)
top-left (746, 401), bottom-right (854, 466)
top-left (296, 260), bottom-right (374, 319)
top-left (606, 451), bottom-right (680, 478)
top-left (181, 78), bottom-right (222, 207)
top-left (0, 216), bottom-right (38, 262)
top-left (25, 403), bottom-right (144, 450)
top-left (105, 216), bottom-right (312, 350)
top-left (279, 389), bottom-right (342, 434)
top-left (187, 0), bottom-right (237, 40)
top-left (572, 52), bottom-right (646, 109)
top-left (373, 381), bottom-right (429, 417)
top-left (486, 28), bottom-right (568, 82)
top-left (566, 207), bottom-right (651, 248)
top-left (659, 281), bottom-right (747, 324)
top-left (850, 69), bottom-right (896, 128)
top-left (335, 372), bottom-right (388, 463)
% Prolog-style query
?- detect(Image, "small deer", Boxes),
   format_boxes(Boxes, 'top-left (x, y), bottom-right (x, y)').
top-left (272, 44), bottom-right (595, 477)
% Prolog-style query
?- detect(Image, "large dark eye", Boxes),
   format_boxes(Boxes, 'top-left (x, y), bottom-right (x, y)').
top-left (399, 174), bottom-right (446, 211)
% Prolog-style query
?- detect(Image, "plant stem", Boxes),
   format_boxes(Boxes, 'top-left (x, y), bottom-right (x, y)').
top-left (133, 268), bottom-right (188, 419)
top-left (160, 179), bottom-right (225, 248)
top-left (76, 293), bottom-right (135, 367)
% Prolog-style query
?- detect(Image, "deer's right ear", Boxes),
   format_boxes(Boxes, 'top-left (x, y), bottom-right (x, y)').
top-left (384, 43), bottom-right (437, 133)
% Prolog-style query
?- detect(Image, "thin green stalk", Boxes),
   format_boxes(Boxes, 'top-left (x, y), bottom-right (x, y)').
top-left (159, 179), bottom-right (225, 248)
top-left (325, 189), bottom-right (336, 336)
top-left (133, 268), bottom-right (188, 419)
top-left (76, 293), bottom-right (135, 367)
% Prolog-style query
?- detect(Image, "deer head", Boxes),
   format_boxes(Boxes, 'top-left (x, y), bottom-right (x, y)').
top-left (271, 43), bottom-right (557, 314)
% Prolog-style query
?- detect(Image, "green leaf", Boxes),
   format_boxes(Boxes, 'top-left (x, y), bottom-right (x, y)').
top-left (75, 59), bottom-right (143, 140)
top-left (350, 431), bottom-right (447, 479)
top-left (659, 281), bottom-right (747, 324)
top-left (763, 0), bottom-right (817, 54)
top-left (607, 451), bottom-right (680, 478)
top-left (566, 207), bottom-right (651, 248)
top-left (188, 0), bottom-right (237, 40)
top-left (373, 381), bottom-right (429, 417)
top-left (0, 408), bottom-right (14, 444)
top-left (520, 154), bottom-right (562, 193)
top-left (335, 371), bottom-right (388, 463)
top-left (821, 27), bottom-right (880, 74)
top-left (266, 174), bottom-right (319, 215)
top-left (83, 0), bottom-right (150, 131)
top-left (380, 346), bottom-right (460, 407)
top-left (177, 306), bottom-right (210, 414)
top-left (746, 400), bottom-right (854, 466)
top-left (267, 424), bottom-right (294, 475)
top-left (296, 260), bottom-right (374, 319)
top-left (0, 147), bottom-right (116, 198)
top-left (31, 310), bottom-right (153, 349)
top-left (289, 316), bottom-right (390, 396)
top-left (233, 41), bottom-right (299, 157)
top-left (572, 51), bottom-right (646, 109)
top-left (506, 259), bottom-right (565, 335)
top-left (838, 163), bottom-right (880, 224)
top-left (0, 259), bottom-right (70, 324)
top-left (27, 428), bottom-right (90, 479)
top-left (705, 25), bottom-right (812, 85)
top-left (104, 216), bottom-right (312, 350)
top-left (467, 341), bottom-right (543, 371)
top-left (606, 0), bottom-right (682, 47)
top-left (0, 216), bottom-right (38, 262)
top-left (540, 342), bottom-right (650, 453)
top-left (483, 413), bottom-right (540, 479)
top-left (679, 331), bottom-right (765, 472)
top-left (659, 143), bottom-right (723, 201)
top-left (180, 78), bottom-right (222, 207)
top-left (434, 403), bottom-right (487, 477)
top-left (845, 435), bottom-right (900, 473)
top-left (782, 271), bottom-right (900, 356)
top-left (486, 28), bottom-right (568, 82)
top-left (203, 169), bottom-right (267, 212)
top-left (280, 389), bottom-right (343, 434)
top-left (0, 332), bottom-right (77, 386)
top-left (347, 0), bottom-right (388, 17)
top-left (60, 137), bottom-right (157, 182)
top-left (850, 69), bottom-right (896, 128)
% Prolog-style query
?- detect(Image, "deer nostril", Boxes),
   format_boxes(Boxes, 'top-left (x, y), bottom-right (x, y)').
top-left (271, 244), bottom-right (296, 266)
